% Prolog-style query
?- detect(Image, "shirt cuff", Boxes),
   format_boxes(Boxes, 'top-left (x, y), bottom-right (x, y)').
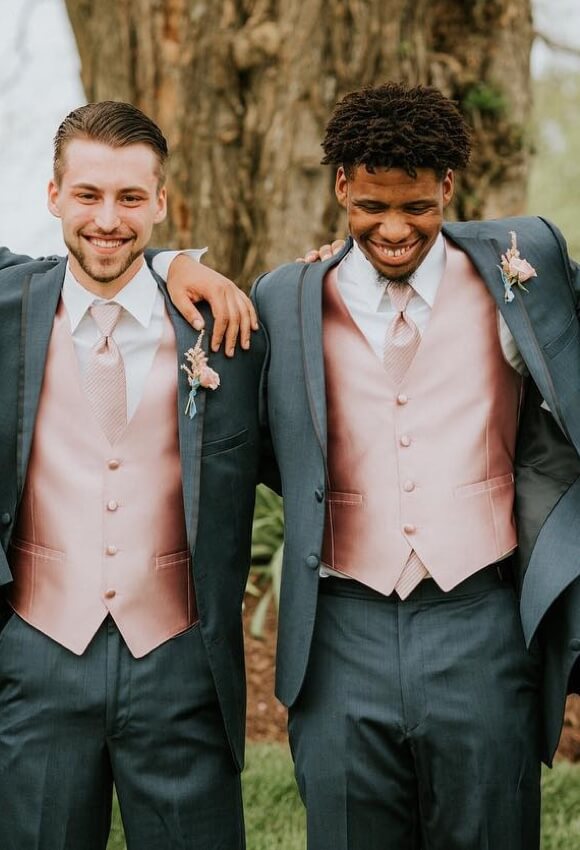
top-left (151, 248), bottom-right (208, 282)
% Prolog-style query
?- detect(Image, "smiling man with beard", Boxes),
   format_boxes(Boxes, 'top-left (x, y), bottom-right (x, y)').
top-left (0, 101), bottom-right (266, 850)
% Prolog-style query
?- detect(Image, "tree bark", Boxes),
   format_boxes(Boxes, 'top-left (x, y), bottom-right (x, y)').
top-left (64, 0), bottom-right (534, 288)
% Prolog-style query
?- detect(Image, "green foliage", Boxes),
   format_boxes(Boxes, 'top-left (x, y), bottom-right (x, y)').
top-left (528, 73), bottom-right (580, 260)
top-left (247, 485), bottom-right (284, 639)
top-left (541, 762), bottom-right (580, 849)
top-left (106, 751), bottom-right (580, 849)
top-left (463, 82), bottom-right (507, 116)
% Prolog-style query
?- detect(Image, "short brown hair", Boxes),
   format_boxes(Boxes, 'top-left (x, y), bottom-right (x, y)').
top-left (53, 101), bottom-right (169, 186)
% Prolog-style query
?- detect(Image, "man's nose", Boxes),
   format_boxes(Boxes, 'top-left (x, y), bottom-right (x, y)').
top-left (94, 203), bottom-right (121, 232)
top-left (377, 215), bottom-right (412, 243)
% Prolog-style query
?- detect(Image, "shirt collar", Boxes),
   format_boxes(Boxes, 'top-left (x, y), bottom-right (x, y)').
top-left (62, 259), bottom-right (159, 332)
top-left (342, 234), bottom-right (446, 312)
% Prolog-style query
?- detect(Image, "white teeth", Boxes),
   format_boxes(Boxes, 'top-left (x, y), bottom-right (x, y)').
top-left (378, 244), bottom-right (412, 258)
top-left (90, 238), bottom-right (124, 248)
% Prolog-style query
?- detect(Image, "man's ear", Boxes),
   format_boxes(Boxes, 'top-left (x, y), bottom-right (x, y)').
top-left (335, 167), bottom-right (349, 210)
top-left (442, 169), bottom-right (455, 208)
top-left (47, 180), bottom-right (61, 219)
top-left (154, 186), bottom-right (168, 224)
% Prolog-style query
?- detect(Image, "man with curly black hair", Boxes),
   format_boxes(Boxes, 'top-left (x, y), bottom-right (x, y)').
top-left (246, 82), bottom-right (579, 850)
top-left (155, 80), bottom-right (579, 849)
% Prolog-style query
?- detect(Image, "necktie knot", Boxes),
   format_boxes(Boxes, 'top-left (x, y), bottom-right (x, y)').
top-left (382, 281), bottom-right (421, 385)
top-left (90, 302), bottom-right (123, 339)
top-left (387, 281), bottom-right (414, 314)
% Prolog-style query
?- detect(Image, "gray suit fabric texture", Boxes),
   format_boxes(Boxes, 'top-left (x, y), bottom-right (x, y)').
top-left (0, 250), bottom-right (266, 849)
top-left (252, 216), bottom-right (580, 845)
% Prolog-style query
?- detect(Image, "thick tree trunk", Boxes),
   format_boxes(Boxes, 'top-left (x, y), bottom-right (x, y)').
top-left (64, 0), bottom-right (534, 288)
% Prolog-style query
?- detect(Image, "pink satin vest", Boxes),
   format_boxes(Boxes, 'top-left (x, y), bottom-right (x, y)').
top-left (8, 300), bottom-right (197, 657)
top-left (321, 240), bottom-right (522, 594)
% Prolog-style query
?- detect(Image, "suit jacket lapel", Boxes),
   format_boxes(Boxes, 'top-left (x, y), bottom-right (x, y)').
top-left (19, 262), bottom-right (65, 494)
top-left (157, 276), bottom-right (205, 549)
top-left (443, 225), bottom-right (569, 440)
top-left (299, 238), bottom-right (353, 457)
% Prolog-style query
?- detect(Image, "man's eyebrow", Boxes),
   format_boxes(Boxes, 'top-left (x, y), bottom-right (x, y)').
top-left (70, 183), bottom-right (149, 193)
top-left (70, 182), bottom-right (101, 190)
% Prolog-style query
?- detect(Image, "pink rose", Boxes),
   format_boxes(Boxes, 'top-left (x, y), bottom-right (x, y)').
top-left (199, 365), bottom-right (220, 390)
top-left (507, 256), bottom-right (537, 283)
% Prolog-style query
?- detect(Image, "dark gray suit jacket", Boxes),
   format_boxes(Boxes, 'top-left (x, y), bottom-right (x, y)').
top-left (0, 250), bottom-right (266, 770)
top-left (253, 217), bottom-right (580, 765)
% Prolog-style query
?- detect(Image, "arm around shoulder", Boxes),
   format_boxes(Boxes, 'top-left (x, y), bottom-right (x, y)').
top-left (0, 247), bottom-right (62, 272)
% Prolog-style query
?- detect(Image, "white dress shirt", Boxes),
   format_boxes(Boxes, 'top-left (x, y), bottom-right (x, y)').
top-left (62, 261), bottom-right (166, 422)
top-left (161, 241), bottom-right (524, 371)
top-left (336, 236), bottom-right (525, 374)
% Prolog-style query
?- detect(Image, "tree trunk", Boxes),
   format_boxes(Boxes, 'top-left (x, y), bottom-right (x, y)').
top-left (64, 0), bottom-right (534, 288)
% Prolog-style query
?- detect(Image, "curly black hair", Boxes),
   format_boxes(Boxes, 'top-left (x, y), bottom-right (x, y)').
top-left (321, 82), bottom-right (471, 179)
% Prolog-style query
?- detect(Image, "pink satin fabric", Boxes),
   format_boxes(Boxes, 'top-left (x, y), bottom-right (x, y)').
top-left (9, 300), bottom-right (196, 657)
top-left (321, 240), bottom-right (522, 595)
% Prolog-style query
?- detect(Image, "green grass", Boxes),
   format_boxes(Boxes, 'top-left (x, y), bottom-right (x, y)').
top-left (106, 744), bottom-right (579, 849)
top-left (541, 761), bottom-right (580, 849)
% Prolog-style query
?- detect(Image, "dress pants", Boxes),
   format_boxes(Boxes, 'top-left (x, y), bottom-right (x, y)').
top-left (0, 613), bottom-right (244, 850)
top-left (288, 567), bottom-right (542, 850)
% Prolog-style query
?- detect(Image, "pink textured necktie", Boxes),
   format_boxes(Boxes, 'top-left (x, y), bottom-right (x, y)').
top-left (382, 282), bottom-right (429, 598)
top-left (382, 282), bottom-right (421, 383)
top-left (84, 302), bottom-right (127, 444)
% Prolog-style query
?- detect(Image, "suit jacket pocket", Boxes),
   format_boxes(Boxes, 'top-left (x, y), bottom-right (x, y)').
top-left (201, 427), bottom-right (249, 458)
top-left (542, 314), bottom-right (579, 359)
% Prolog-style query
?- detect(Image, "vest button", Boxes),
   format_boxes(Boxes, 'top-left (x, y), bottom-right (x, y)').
top-left (403, 480), bottom-right (415, 493)
top-left (1, 512), bottom-right (11, 525)
top-left (315, 488), bottom-right (324, 503)
top-left (396, 394), bottom-right (408, 405)
top-left (403, 524), bottom-right (416, 534)
top-left (400, 435), bottom-right (411, 447)
top-left (107, 500), bottom-right (119, 512)
top-left (106, 545), bottom-right (118, 556)
top-left (306, 554), bottom-right (320, 569)
top-left (569, 638), bottom-right (580, 652)
top-left (107, 459), bottom-right (120, 470)
top-left (104, 589), bottom-right (116, 599)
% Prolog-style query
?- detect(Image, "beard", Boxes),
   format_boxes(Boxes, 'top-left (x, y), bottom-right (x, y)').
top-left (375, 269), bottom-right (415, 288)
top-left (67, 237), bottom-right (140, 285)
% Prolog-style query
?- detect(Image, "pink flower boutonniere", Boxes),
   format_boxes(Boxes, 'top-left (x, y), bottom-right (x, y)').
top-left (499, 231), bottom-right (537, 303)
top-left (181, 331), bottom-right (220, 419)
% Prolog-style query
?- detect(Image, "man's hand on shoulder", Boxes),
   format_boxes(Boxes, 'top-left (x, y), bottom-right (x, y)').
top-left (166, 254), bottom-right (258, 357)
top-left (296, 239), bottom-right (345, 263)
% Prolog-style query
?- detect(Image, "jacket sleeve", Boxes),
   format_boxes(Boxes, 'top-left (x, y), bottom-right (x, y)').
top-left (0, 247), bottom-right (64, 273)
top-left (251, 274), bottom-right (282, 495)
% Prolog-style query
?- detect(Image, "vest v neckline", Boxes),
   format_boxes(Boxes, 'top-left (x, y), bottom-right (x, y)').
top-left (56, 300), bottom-right (174, 448)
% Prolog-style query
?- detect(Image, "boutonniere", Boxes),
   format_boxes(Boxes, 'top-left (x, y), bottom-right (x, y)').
top-left (499, 231), bottom-right (537, 303)
top-left (180, 331), bottom-right (220, 419)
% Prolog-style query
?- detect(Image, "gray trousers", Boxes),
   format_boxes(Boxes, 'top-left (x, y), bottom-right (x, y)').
top-left (0, 613), bottom-right (244, 850)
top-left (289, 567), bottom-right (542, 850)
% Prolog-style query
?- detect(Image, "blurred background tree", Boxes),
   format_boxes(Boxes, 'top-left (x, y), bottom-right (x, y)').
top-left (64, 0), bottom-right (534, 288)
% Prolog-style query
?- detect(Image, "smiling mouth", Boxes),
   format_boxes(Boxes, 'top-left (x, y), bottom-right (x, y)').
top-left (368, 239), bottom-right (420, 261)
top-left (83, 235), bottom-right (131, 251)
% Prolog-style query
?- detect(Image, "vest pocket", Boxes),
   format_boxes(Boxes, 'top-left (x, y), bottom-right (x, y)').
top-left (454, 472), bottom-right (514, 498)
top-left (10, 539), bottom-right (65, 561)
top-left (155, 550), bottom-right (191, 570)
top-left (326, 491), bottom-right (363, 506)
